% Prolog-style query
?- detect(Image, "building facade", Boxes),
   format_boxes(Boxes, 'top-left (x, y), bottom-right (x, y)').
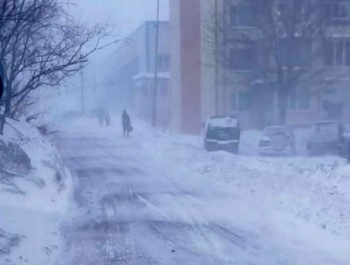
top-left (170, 0), bottom-right (350, 134)
top-left (105, 21), bottom-right (171, 127)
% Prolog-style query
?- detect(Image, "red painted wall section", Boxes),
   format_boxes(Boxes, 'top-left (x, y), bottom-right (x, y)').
top-left (179, 0), bottom-right (202, 134)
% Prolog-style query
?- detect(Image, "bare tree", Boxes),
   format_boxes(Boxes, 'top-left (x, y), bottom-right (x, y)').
top-left (205, 0), bottom-right (334, 126)
top-left (0, 0), bottom-right (118, 134)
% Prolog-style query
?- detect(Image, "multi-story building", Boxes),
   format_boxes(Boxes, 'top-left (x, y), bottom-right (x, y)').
top-left (170, 0), bottom-right (350, 134)
top-left (105, 21), bottom-right (171, 126)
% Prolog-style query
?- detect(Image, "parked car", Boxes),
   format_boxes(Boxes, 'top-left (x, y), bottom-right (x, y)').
top-left (259, 126), bottom-right (296, 156)
top-left (306, 121), bottom-right (344, 156)
top-left (204, 116), bottom-right (240, 154)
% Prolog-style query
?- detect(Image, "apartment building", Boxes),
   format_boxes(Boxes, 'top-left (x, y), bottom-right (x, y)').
top-left (170, 0), bottom-right (350, 133)
top-left (105, 21), bottom-right (171, 127)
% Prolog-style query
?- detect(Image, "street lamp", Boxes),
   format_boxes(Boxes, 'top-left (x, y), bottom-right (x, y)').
top-left (152, 0), bottom-right (160, 127)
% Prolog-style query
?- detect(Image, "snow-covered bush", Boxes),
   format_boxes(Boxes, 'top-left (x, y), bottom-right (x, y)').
top-left (0, 139), bottom-right (31, 175)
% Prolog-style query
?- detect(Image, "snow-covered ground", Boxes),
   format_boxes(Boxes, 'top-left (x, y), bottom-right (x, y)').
top-left (142, 126), bottom-right (350, 237)
top-left (139, 124), bottom-right (350, 262)
top-left (0, 119), bottom-right (73, 265)
top-left (57, 115), bottom-right (350, 264)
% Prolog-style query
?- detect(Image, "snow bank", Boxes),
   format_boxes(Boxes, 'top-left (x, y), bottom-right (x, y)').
top-left (140, 127), bottom-right (350, 238)
top-left (0, 118), bottom-right (73, 265)
top-left (54, 116), bottom-right (350, 262)
top-left (58, 116), bottom-right (350, 242)
top-left (129, 121), bottom-right (350, 262)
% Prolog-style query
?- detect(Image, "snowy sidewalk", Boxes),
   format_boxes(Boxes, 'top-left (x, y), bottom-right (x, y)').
top-left (0, 119), bottom-right (73, 265)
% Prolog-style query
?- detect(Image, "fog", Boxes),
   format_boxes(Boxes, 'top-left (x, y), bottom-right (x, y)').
top-left (1, 1), bottom-right (350, 265)
top-left (49, 0), bottom-right (169, 119)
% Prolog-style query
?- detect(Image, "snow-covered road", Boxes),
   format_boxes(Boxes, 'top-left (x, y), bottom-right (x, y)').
top-left (56, 118), bottom-right (350, 265)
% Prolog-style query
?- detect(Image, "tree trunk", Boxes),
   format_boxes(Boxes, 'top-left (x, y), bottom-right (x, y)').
top-left (0, 87), bottom-right (12, 135)
top-left (0, 104), bottom-right (10, 135)
top-left (251, 85), bottom-right (274, 128)
top-left (0, 114), bottom-right (5, 135)
top-left (277, 89), bottom-right (288, 125)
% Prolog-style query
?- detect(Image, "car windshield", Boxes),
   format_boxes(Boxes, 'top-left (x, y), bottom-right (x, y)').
top-left (1, 1), bottom-right (350, 265)
top-left (208, 117), bottom-right (238, 128)
top-left (264, 127), bottom-right (289, 135)
top-left (312, 122), bottom-right (339, 135)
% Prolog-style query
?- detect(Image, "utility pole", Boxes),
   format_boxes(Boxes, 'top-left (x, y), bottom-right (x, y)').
top-left (92, 64), bottom-right (97, 109)
top-left (214, 0), bottom-right (219, 115)
top-left (152, 0), bottom-right (160, 127)
top-left (80, 54), bottom-right (85, 114)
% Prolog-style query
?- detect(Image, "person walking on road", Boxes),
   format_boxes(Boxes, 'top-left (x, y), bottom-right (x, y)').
top-left (122, 110), bottom-right (132, 137)
top-left (97, 107), bottom-right (105, 126)
top-left (105, 109), bottom-right (110, 126)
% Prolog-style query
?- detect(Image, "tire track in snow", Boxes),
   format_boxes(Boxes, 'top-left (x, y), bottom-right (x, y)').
top-left (130, 179), bottom-right (225, 264)
top-left (140, 166), bottom-right (248, 264)
top-left (102, 189), bottom-right (134, 265)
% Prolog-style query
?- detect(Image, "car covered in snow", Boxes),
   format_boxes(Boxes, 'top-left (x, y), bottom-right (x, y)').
top-left (306, 121), bottom-right (345, 156)
top-left (204, 116), bottom-right (240, 154)
top-left (259, 126), bottom-right (296, 156)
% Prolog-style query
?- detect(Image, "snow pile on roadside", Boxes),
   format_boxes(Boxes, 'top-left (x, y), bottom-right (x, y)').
top-left (52, 116), bottom-right (350, 262)
top-left (139, 126), bottom-right (350, 241)
top-left (55, 116), bottom-right (350, 241)
top-left (0, 118), bottom-right (73, 265)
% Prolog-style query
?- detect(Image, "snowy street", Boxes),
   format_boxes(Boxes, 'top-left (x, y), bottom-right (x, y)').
top-left (3, 1), bottom-right (350, 264)
top-left (56, 118), bottom-right (350, 265)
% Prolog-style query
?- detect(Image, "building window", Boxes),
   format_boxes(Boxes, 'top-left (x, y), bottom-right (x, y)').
top-left (230, 93), bottom-right (238, 112)
top-left (322, 88), bottom-right (344, 119)
top-left (324, 39), bottom-right (350, 67)
top-left (157, 54), bottom-right (170, 71)
top-left (324, 1), bottom-right (350, 20)
top-left (158, 80), bottom-right (169, 97)
top-left (230, 4), bottom-right (255, 27)
top-left (277, 38), bottom-right (312, 67)
top-left (229, 45), bottom-right (256, 70)
top-left (230, 91), bottom-right (251, 112)
top-left (277, 0), bottom-right (311, 18)
top-left (289, 87), bottom-right (310, 110)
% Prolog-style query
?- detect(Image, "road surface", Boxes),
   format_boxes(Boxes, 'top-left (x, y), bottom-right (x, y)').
top-left (56, 124), bottom-right (348, 265)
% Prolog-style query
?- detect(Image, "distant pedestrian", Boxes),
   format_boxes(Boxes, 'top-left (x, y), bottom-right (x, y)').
top-left (105, 110), bottom-right (110, 126)
top-left (122, 110), bottom-right (132, 137)
top-left (97, 107), bottom-right (104, 126)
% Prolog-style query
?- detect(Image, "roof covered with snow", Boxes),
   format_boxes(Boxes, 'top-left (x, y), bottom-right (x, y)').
top-left (133, 72), bottom-right (171, 81)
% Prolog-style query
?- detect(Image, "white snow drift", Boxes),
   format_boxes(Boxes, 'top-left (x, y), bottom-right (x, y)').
top-left (0, 119), bottom-right (73, 265)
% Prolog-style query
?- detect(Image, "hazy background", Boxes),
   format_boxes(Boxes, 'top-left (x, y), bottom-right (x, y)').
top-left (47, 0), bottom-right (169, 120)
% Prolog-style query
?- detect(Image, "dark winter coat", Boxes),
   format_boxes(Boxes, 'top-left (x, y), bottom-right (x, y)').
top-left (122, 111), bottom-right (131, 128)
top-left (105, 111), bottom-right (110, 126)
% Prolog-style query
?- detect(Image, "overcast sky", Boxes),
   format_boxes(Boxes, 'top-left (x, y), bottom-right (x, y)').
top-left (74, 0), bottom-right (169, 36)
top-left (73, 0), bottom-right (170, 74)
top-left (54, 0), bottom-right (170, 113)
